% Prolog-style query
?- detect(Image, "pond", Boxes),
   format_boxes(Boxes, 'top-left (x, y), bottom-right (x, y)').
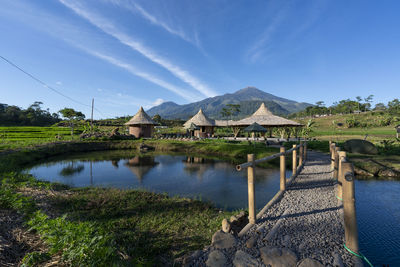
top-left (356, 179), bottom-right (400, 266)
top-left (27, 150), bottom-right (290, 211)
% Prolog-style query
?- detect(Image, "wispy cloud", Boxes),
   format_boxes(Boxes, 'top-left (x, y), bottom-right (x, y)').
top-left (80, 48), bottom-right (200, 102)
top-left (109, 0), bottom-right (193, 44)
top-left (152, 98), bottom-right (165, 106)
top-left (246, 6), bottom-right (289, 63)
top-left (55, 81), bottom-right (62, 85)
top-left (59, 0), bottom-right (217, 98)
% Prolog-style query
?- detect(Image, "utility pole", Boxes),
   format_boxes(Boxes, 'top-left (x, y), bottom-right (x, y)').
top-left (91, 98), bottom-right (94, 133)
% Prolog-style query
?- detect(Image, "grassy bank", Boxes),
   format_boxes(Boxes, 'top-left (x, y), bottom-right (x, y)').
top-left (0, 139), bottom-right (283, 266)
top-left (0, 172), bottom-right (237, 266)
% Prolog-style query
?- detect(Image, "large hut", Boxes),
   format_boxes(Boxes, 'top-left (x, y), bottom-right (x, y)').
top-left (183, 109), bottom-right (215, 138)
top-left (125, 107), bottom-right (156, 138)
top-left (230, 103), bottom-right (302, 137)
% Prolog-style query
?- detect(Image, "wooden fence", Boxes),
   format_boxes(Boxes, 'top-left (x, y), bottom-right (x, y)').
top-left (330, 141), bottom-right (360, 257)
top-left (236, 141), bottom-right (307, 235)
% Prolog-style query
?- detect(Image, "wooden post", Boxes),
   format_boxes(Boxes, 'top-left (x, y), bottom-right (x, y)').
top-left (329, 140), bottom-right (332, 154)
top-left (337, 151), bottom-right (347, 200)
top-left (333, 147), bottom-right (339, 180)
top-left (280, 146), bottom-right (286, 191)
top-left (304, 142), bottom-right (307, 161)
top-left (247, 154), bottom-right (256, 224)
top-left (330, 143), bottom-right (336, 170)
top-left (299, 142), bottom-right (304, 166)
top-left (342, 162), bottom-right (359, 254)
top-left (292, 144), bottom-right (297, 176)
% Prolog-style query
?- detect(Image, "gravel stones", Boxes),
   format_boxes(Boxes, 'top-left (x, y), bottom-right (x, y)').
top-left (232, 250), bottom-right (260, 267)
top-left (259, 246), bottom-right (298, 267)
top-left (211, 230), bottom-right (237, 249)
top-left (206, 250), bottom-right (227, 267)
top-left (246, 236), bottom-right (257, 248)
top-left (297, 258), bottom-right (324, 267)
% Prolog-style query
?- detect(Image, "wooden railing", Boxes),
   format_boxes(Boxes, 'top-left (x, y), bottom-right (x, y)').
top-left (330, 141), bottom-right (360, 257)
top-left (236, 141), bottom-right (307, 232)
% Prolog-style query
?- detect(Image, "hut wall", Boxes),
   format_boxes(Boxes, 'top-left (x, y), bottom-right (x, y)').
top-left (194, 126), bottom-right (214, 138)
top-left (129, 124), bottom-right (154, 138)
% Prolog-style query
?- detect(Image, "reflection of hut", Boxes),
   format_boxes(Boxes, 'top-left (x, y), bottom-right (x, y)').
top-left (184, 109), bottom-right (215, 138)
top-left (183, 157), bottom-right (214, 180)
top-left (124, 107), bottom-right (156, 138)
top-left (231, 103), bottom-right (302, 137)
top-left (125, 156), bottom-right (158, 182)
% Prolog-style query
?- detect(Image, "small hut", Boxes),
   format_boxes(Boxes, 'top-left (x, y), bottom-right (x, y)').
top-left (396, 125), bottom-right (400, 138)
top-left (231, 103), bottom-right (302, 137)
top-left (125, 107), bottom-right (156, 138)
top-left (184, 109), bottom-right (215, 138)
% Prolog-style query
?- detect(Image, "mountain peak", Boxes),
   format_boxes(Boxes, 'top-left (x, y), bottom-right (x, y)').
top-left (235, 86), bottom-right (262, 94)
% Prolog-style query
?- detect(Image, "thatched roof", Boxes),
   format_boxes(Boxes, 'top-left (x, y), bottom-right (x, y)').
top-left (125, 107), bottom-right (155, 125)
top-left (184, 109), bottom-right (215, 128)
top-left (188, 123), bottom-right (200, 131)
top-left (232, 103), bottom-right (301, 127)
top-left (244, 122), bottom-right (267, 132)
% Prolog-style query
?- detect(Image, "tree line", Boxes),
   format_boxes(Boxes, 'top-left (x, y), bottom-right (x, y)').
top-left (289, 95), bottom-right (400, 118)
top-left (0, 102), bottom-right (86, 127)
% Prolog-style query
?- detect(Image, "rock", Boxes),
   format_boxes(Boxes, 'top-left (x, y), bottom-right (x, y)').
top-left (332, 252), bottom-right (344, 267)
top-left (246, 236), bottom-right (257, 248)
top-left (343, 139), bottom-right (378, 154)
top-left (353, 166), bottom-right (375, 177)
top-left (222, 218), bottom-right (231, 233)
top-left (297, 258), bottom-right (324, 267)
top-left (233, 250), bottom-right (260, 267)
top-left (206, 250), bottom-right (227, 267)
top-left (282, 235), bottom-right (291, 246)
top-left (259, 246), bottom-right (297, 267)
top-left (211, 230), bottom-right (237, 249)
top-left (378, 168), bottom-right (400, 177)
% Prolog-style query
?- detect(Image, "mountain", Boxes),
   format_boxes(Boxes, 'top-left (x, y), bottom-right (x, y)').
top-left (146, 87), bottom-right (311, 120)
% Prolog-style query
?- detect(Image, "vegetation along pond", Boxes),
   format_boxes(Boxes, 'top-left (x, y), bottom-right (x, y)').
top-left (26, 150), bottom-right (291, 211)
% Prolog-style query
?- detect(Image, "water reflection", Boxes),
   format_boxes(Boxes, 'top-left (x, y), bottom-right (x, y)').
top-left (59, 163), bottom-right (84, 177)
top-left (28, 151), bottom-right (285, 210)
top-left (124, 156), bottom-right (159, 183)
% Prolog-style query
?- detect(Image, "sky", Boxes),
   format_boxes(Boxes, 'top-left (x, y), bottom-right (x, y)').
top-left (1, 0), bottom-right (400, 119)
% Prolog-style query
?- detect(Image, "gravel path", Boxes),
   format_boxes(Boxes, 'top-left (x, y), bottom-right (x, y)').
top-left (188, 151), bottom-right (361, 267)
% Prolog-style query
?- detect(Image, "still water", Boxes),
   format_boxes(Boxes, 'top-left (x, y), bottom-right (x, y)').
top-left (28, 151), bottom-right (289, 210)
top-left (356, 179), bottom-right (400, 266)
top-left (27, 151), bottom-right (400, 265)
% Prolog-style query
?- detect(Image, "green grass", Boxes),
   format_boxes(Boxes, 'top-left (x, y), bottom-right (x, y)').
top-left (0, 138), bottom-right (286, 265)
top-left (0, 172), bottom-right (237, 266)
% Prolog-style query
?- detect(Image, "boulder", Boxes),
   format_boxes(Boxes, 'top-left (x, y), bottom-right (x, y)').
top-left (211, 230), bottom-right (237, 249)
top-left (206, 250), bottom-right (227, 267)
top-left (297, 258), bottom-right (324, 267)
top-left (343, 139), bottom-right (378, 154)
top-left (246, 236), bottom-right (257, 248)
top-left (233, 250), bottom-right (260, 267)
top-left (222, 218), bottom-right (231, 233)
top-left (259, 246), bottom-right (297, 267)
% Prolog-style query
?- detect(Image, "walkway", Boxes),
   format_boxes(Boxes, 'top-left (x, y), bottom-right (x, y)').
top-left (187, 151), bottom-right (361, 267)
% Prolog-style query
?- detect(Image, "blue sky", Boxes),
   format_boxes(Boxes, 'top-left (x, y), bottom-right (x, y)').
top-left (1, 0), bottom-right (399, 119)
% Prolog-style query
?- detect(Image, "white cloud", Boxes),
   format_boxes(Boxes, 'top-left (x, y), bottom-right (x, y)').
top-left (56, 81), bottom-right (63, 85)
top-left (152, 98), bottom-right (165, 106)
top-left (59, 0), bottom-right (217, 98)
top-left (97, 88), bottom-right (103, 92)
top-left (79, 48), bottom-right (200, 102)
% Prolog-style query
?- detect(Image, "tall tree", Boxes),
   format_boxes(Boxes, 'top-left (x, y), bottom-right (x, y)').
top-left (59, 108), bottom-right (85, 137)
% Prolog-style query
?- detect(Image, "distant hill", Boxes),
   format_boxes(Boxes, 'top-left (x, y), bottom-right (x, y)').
top-left (146, 87), bottom-right (311, 120)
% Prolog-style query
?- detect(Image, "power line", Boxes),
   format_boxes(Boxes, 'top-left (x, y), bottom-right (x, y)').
top-left (0, 55), bottom-right (108, 118)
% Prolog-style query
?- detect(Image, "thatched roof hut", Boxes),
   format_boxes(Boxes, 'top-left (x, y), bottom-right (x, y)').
top-left (232, 103), bottom-right (301, 127)
top-left (124, 107), bottom-right (155, 126)
top-left (125, 107), bottom-right (155, 138)
top-left (183, 109), bottom-right (215, 128)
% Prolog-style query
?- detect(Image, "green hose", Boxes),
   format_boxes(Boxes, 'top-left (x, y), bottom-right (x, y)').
top-left (343, 243), bottom-right (373, 267)
top-left (336, 195), bottom-right (343, 201)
